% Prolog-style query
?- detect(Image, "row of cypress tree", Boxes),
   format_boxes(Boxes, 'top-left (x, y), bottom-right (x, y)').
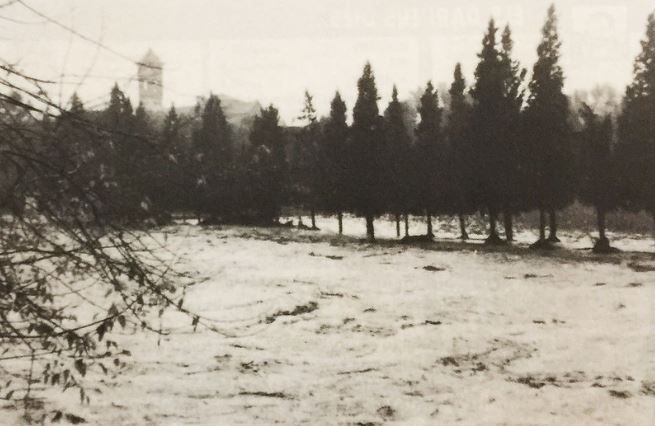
top-left (320, 6), bottom-right (655, 251)
top-left (49, 6), bottom-right (655, 252)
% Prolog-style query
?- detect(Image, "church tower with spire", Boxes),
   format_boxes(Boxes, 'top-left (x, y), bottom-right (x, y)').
top-left (137, 49), bottom-right (163, 110)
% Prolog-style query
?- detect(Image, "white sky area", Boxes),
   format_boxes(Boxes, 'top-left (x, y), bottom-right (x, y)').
top-left (1, 0), bottom-right (653, 124)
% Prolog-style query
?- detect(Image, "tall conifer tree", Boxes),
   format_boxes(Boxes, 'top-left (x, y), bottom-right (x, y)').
top-left (414, 81), bottom-right (442, 238)
top-left (191, 94), bottom-right (233, 222)
top-left (351, 63), bottom-right (384, 241)
top-left (291, 91), bottom-right (320, 229)
top-left (499, 25), bottom-right (527, 242)
top-left (50, 93), bottom-right (88, 213)
top-left (578, 104), bottom-right (617, 252)
top-left (446, 64), bottom-right (475, 240)
top-left (617, 12), bottom-right (655, 221)
top-left (131, 102), bottom-right (157, 216)
top-left (524, 5), bottom-right (574, 246)
top-left (249, 105), bottom-right (287, 223)
top-left (470, 19), bottom-right (508, 244)
top-left (320, 92), bottom-right (350, 234)
top-left (157, 105), bottom-right (191, 214)
top-left (384, 86), bottom-right (412, 238)
top-left (100, 84), bottom-right (148, 222)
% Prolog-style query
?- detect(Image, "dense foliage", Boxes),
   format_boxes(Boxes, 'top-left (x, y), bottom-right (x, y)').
top-left (10, 6), bottom-right (649, 251)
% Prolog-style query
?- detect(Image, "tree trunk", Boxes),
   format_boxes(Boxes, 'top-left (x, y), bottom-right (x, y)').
top-left (365, 214), bottom-right (375, 242)
top-left (548, 209), bottom-right (560, 242)
top-left (489, 208), bottom-right (498, 239)
top-left (503, 211), bottom-right (514, 242)
top-left (404, 213), bottom-right (409, 237)
top-left (486, 207), bottom-right (501, 244)
top-left (426, 211), bottom-right (433, 238)
top-left (539, 209), bottom-right (546, 241)
top-left (458, 213), bottom-right (468, 240)
top-left (395, 213), bottom-right (401, 238)
top-left (593, 206), bottom-right (612, 253)
top-left (298, 215), bottom-right (304, 228)
top-left (597, 207), bottom-right (607, 241)
top-left (310, 208), bottom-right (316, 229)
top-left (337, 212), bottom-right (343, 235)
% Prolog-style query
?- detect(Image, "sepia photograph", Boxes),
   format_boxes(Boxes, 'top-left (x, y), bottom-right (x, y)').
top-left (0, 0), bottom-right (654, 424)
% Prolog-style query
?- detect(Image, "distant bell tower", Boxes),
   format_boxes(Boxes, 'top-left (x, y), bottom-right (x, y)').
top-left (137, 49), bottom-right (163, 110)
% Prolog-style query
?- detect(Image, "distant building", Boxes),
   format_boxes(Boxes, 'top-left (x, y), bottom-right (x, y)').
top-left (136, 49), bottom-right (261, 127)
top-left (137, 49), bottom-right (163, 111)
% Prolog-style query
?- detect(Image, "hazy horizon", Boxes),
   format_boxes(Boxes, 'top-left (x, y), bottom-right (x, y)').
top-left (1, 0), bottom-right (653, 124)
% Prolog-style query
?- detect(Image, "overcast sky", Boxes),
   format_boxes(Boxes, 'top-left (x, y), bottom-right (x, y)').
top-left (1, 0), bottom-right (653, 123)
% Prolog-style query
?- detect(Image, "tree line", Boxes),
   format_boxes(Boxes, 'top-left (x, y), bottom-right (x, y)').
top-left (34, 6), bottom-right (655, 252)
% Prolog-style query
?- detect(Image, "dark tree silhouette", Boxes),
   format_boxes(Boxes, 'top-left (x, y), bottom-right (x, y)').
top-left (291, 91), bottom-right (320, 229)
top-left (470, 19), bottom-right (512, 245)
top-left (156, 105), bottom-right (193, 215)
top-left (577, 104), bottom-right (617, 253)
top-left (248, 105), bottom-right (288, 224)
top-left (383, 86), bottom-right (412, 238)
top-left (131, 103), bottom-right (161, 218)
top-left (351, 63), bottom-right (385, 241)
top-left (190, 94), bottom-right (233, 223)
top-left (99, 85), bottom-right (152, 223)
top-left (414, 81), bottom-right (443, 239)
top-left (446, 64), bottom-right (475, 240)
top-left (499, 25), bottom-right (527, 242)
top-left (524, 5), bottom-right (575, 247)
top-left (617, 12), bottom-right (655, 225)
top-left (319, 92), bottom-right (350, 234)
